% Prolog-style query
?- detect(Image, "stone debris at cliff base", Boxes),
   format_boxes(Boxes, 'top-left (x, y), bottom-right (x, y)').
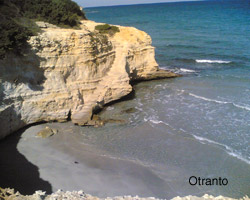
top-left (0, 188), bottom-right (249, 200)
top-left (36, 127), bottom-right (58, 138)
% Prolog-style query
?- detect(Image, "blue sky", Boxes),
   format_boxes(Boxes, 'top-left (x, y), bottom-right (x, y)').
top-left (74, 0), bottom-right (201, 8)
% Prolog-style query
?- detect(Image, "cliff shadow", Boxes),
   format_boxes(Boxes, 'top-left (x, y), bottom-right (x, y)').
top-left (97, 89), bottom-right (136, 113)
top-left (0, 125), bottom-right (52, 195)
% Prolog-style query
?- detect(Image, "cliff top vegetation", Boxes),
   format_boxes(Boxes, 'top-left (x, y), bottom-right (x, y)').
top-left (95, 24), bottom-right (120, 36)
top-left (0, 0), bottom-right (87, 59)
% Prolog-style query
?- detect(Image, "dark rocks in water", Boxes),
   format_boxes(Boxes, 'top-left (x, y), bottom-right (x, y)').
top-left (92, 114), bottom-right (101, 121)
top-left (87, 120), bottom-right (105, 127)
top-left (85, 114), bottom-right (126, 127)
top-left (133, 69), bottom-right (181, 82)
top-left (72, 109), bottom-right (93, 126)
top-left (146, 69), bottom-right (182, 80)
top-left (103, 119), bottom-right (126, 124)
top-left (121, 108), bottom-right (137, 114)
top-left (36, 127), bottom-right (58, 138)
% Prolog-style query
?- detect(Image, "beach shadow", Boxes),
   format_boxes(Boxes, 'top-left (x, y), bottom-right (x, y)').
top-left (0, 43), bottom-right (51, 194)
top-left (0, 126), bottom-right (52, 195)
top-left (0, 45), bottom-right (47, 136)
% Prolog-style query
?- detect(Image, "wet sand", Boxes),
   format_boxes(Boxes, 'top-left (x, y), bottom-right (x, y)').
top-left (15, 123), bottom-right (173, 198)
top-left (3, 121), bottom-right (248, 199)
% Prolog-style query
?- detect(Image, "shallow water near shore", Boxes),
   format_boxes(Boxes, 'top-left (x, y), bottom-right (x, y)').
top-left (10, 92), bottom-right (250, 198)
top-left (1, 79), bottom-right (250, 198)
top-left (85, 0), bottom-right (250, 164)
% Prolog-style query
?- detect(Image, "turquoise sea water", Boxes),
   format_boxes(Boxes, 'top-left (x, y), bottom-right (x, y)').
top-left (85, 0), bottom-right (250, 165)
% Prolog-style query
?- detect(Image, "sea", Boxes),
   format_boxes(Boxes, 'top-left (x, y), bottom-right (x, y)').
top-left (83, 0), bottom-right (250, 198)
top-left (85, 0), bottom-right (250, 166)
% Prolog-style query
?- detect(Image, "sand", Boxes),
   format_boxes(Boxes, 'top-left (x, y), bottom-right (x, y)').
top-left (0, 121), bottom-right (249, 199)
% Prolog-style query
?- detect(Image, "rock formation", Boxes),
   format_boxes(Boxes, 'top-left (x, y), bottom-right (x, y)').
top-left (0, 20), bottom-right (178, 139)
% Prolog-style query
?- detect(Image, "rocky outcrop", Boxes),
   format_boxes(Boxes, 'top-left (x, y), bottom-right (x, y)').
top-left (0, 20), bottom-right (179, 139)
top-left (0, 188), bottom-right (249, 200)
top-left (36, 127), bottom-right (58, 138)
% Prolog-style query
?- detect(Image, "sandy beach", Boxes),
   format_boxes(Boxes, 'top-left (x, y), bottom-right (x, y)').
top-left (1, 118), bottom-right (249, 199)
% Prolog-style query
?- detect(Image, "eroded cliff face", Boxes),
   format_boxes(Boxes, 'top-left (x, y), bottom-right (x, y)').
top-left (0, 20), bottom-right (178, 139)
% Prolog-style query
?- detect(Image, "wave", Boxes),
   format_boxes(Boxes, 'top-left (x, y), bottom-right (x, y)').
top-left (86, 11), bottom-right (99, 13)
top-left (135, 106), bottom-right (143, 112)
top-left (165, 67), bottom-right (197, 74)
top-left (193, 135), bottom-right (250, 165)
top-left (173, 58), bottom-right (232, 65)
top-left (106, 106), bottom-right (114, 111)
top-left (179, 68), bottom-right (196, 73)
top-left (149, 119), bottom-right (165, 124)
top-left (147, 118), bottom-right (177, 132)
top-left (195, 59), bottom-right (231, 64)
top-left (144, 117), bottom-right (168, 126)
top-left (148, 117), bottom-right (250, 165)
top-left (144, 112), bottom-right (250, 165)
top-left (166, 44), bottom-right (200, 49)
top-left (189, 93), bottom-right (250, 111)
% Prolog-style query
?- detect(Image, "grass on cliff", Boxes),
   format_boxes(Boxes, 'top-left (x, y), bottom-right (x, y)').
top-left (95, 24), bottom-right (120, 36)
top-left (0, 0), bottom-right (87, 59)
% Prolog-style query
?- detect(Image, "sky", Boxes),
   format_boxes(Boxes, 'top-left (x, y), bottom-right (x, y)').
top-left (74, 0), bottom-right (201, 8)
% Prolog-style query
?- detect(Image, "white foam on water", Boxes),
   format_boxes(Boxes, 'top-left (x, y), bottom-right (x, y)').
top-left (195, 59), bottom-right (231, 64)
top-left (154, 84), bottom-right (163, 88)
top-left (135, 106), bottom-right (143, 111)
top-left (180, 68), bottom-right (196, 73)
top-left (144, 116), bottom-right (165, 125)
top-left (179, 128), bottom-right (187, 133)
top-left (189, 93), bottom-right (250, 111)
top-left (176, 89), bottom-right (186, 96)
top-left (146, 116), bottom-right (178, 131)
top-left (149, 119), bottom-right (165, 124)
top-left (228, 152), bottom-right (250, 165)
top-left (189, 93), bottom-right (228, 104)
top-left (137, 100), bottom-right (144, 107)
top-left (144, 112), bottom-right (250, 165)
top-left (106, 106), bottom-right (114, 111)
top-left (232, 104), bottom-right (250, 111)
top-left (193, 135), bottom-right (250, 165)
top-left (87, 11), bottom-right (99, 13)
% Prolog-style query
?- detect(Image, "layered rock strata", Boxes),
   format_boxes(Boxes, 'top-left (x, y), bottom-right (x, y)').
top-left (0, 20), bottom-right (178, 139)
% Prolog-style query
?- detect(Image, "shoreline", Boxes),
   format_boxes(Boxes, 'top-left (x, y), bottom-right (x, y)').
top-left (1, 77), bottom-right (249, 199)
top-left (1, 117), bottom-right (249, 199)
top-left (0, 73), bottom-right (180, 140)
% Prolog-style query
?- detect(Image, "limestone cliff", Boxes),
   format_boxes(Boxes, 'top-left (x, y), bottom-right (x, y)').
top-left (0, 20), bottom-right (178, 139)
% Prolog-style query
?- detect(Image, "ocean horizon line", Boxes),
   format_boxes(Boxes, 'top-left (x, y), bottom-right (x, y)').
top-left (83, 0), bottom-right (206, 9)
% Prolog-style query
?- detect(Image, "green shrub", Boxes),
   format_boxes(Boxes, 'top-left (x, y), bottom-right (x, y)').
top-left (13, 0), bottom-right (86, 27)
top-left (0, 19), bottom-right (31, 59)
top-left (95, 24), bottom-right (120, 35)
top-left (0, 0), bottom-right (87, 59)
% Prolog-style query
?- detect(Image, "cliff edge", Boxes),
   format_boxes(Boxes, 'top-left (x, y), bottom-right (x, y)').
top-left (0, 20), bottom-right (179, 139)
